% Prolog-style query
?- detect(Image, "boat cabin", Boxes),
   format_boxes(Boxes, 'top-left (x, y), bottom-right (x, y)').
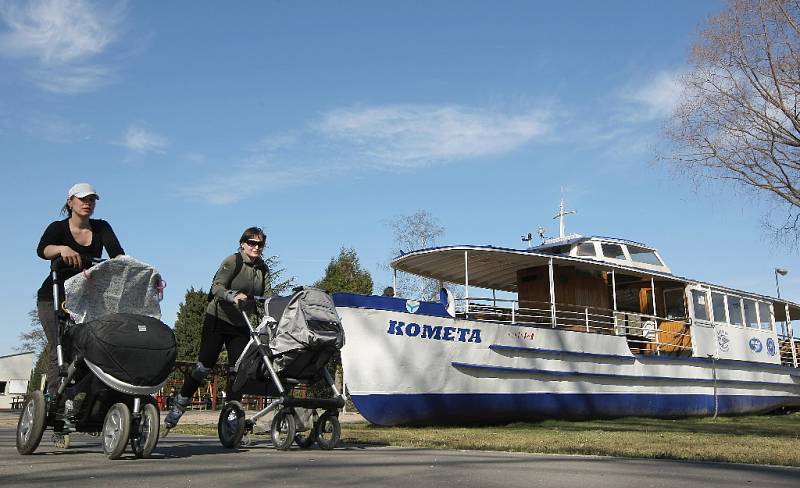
top-left (390, 239), bottom-right (800, 368)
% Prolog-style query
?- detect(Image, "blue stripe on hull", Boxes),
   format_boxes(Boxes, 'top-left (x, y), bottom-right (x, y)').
top-left (351, 393), bottom-right (800, 426)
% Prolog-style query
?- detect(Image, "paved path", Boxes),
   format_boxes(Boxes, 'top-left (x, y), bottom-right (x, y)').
top-left (1, 413), bottom-right (798, 488)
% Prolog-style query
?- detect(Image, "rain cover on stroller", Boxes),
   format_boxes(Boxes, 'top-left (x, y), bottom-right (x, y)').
top-left (63, 256), bottom-right (176, 394)
top-left (233, 287), bottom-right (344, 391)
top-left (64, 255), bottom-right (163, 323)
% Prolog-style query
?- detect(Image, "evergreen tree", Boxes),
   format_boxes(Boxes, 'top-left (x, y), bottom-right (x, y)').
top-left (29, 350), bottom-right (48, 393)
top-left (311, 247), bottom-right (371, 403)
top-left (173, 287), bottom-right (208, 361)
top-left (314, 247), bottom-right (373, 295)
top-left (263, 254), bottom-right (295, 296)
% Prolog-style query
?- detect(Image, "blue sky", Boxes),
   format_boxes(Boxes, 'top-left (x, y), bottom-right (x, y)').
top-left (1, 0), bottom-right (798, 356)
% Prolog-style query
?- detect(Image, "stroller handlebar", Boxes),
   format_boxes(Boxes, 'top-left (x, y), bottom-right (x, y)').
top-left (50, 255), bottom-right (105, 272)
top-left (235, 295), bottom-right (267, 309)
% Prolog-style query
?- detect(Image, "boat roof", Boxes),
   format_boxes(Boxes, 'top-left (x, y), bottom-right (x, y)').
top-left (390, 244), bottom-right (800, 313)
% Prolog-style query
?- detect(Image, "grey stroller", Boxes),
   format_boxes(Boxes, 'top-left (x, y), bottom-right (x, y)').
top-left (218, 286), bottom-right (346, 450)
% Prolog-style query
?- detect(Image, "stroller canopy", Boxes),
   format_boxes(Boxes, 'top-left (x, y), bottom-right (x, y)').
top-left (233, 287), bottom-right (344, 391)
top-left (266, 286), bottom-right (345, 358)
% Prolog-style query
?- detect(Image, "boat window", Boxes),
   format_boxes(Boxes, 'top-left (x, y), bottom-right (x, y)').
top-left (628, 246), bottom-right (663, 266)
top-left (543, 245), bottom-right (570, 255)
top-left (711, 292), bottom-right (727, 323)
top-left (601, 243), bottom-right (626, 260)
top-left (743, 299), bottom-right (758, 328)
top-left (664, 289), bottom-right (686, 319)
top-left (690, 289), bottom-right (709, 320)
top-left (727, 296), bottom-right (744, 326)
top-left (758, 302), bottom-right (772, 330)
top-left (576, 242), bottom-right (596, 257)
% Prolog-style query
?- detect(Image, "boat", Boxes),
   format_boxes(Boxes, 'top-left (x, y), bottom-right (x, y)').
top-left (333, 201), bottom-right (800, 425)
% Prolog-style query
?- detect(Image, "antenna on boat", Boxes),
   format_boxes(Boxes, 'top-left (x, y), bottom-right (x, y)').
top-left (521, 232), bottom-right (533, 248)
top-left (553, 189), bottom-right (576, 238)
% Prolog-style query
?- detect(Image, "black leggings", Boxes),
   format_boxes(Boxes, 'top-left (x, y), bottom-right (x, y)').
top-left (179, 314), bottom-right (250, 402)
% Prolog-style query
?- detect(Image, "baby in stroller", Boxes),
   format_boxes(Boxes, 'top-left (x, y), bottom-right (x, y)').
top-left (16, 256), bottom-right (177, 459)
top-left (218, 286), bottom-right (346, 450)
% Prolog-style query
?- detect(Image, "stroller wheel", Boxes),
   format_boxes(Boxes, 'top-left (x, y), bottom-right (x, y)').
top-left (16, 391), bottom-right (46, 455)
top-left (131, 403), bottom-right (160, 459)
top-left (102, 403), bottom-right (131, 460)
top-left (315, 411), bottom-right (341, 450)
top-left (270, 409), bottom-right (296, 450)
top-left (217, 401), bottom-right (245, 448)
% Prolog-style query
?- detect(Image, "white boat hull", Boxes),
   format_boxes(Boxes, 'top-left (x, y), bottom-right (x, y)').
top-left (335, 294), bottom-right (800, 425)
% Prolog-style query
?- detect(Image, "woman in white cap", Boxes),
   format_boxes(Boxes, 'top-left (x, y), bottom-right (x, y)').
top-left (35, 183), bottom-right (125, 406)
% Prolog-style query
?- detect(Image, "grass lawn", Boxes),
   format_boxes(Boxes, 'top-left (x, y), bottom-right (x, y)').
top-left (174, 412), bottom-right (800, 467)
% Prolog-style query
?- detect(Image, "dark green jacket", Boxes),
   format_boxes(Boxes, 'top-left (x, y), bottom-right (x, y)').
top-left (206, 250), bottom-right (269, 328)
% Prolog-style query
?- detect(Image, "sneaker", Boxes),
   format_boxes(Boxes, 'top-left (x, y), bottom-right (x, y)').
top-left (164, 393), bottom-right (190, 429)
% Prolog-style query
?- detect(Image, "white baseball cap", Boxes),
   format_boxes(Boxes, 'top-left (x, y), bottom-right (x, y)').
top-left (67, 183), bottom-right (100, 199)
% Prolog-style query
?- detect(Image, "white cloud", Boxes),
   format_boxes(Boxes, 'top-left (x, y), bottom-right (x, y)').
top-left (0, 0), bottom-right (125, 93)
top-left (28, 64), bottom-right (113, 94)
top-left (316, 104), bottom-right (551, 167)
top-left (180, 157), bottom-right (331, 205)
top-left (622, 70), bottom-right (684, 121)
top-left (182, 103), bottom-right (553, 205)
top-left (122, 124), bottom-right (167, 154)
top-left (19, 111), bottom-right (91, 143)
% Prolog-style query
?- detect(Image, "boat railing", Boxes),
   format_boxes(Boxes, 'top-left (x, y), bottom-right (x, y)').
top-left (455, 297), bottom-right (693, 356)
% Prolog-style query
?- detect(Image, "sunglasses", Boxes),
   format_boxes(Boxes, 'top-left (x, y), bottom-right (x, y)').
top-left (244, 239), bottom-right (264, 249)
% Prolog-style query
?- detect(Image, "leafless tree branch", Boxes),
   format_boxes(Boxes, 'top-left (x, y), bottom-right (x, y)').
top-left (665, 0), bottom-right (800, 243)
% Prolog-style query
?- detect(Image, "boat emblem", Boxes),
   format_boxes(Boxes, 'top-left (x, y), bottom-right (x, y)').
top-left (406, 300), bottom-right (420, 313)
top-left (748, 337), bottom-right (763, 353)
top-left (716, 329), bottom-right (730, 352)
top-left (137, 324), bottom-right (147, 332)
top-left (766, 338), bottom-right (776, 356)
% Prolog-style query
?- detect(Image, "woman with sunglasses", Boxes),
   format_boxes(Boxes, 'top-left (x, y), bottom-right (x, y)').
top-left (36, 183), bottom-right (125, 403)
top-left (165, 226), bottom-right (270, 430)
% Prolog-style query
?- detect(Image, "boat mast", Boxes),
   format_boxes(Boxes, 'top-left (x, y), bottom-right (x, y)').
top-left (553, 188), bottom-right (576, 238)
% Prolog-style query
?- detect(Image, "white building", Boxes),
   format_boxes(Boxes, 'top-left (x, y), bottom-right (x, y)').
top-left (0, 351), bottom-right (35, 410)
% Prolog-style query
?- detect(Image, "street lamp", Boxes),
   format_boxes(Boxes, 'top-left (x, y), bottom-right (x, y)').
top-left (775, 268), bottom-right (788, 298)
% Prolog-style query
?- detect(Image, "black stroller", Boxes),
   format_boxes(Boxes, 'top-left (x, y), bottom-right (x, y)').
top-left (217, 286), bottom-right (346, 450)
top-left (16, 256), bottom-right (176, 459)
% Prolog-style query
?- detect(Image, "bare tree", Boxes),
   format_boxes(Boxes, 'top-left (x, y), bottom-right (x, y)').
top-left (17, 305), bottom-right (46, 354)
top-left (386, 210), bottom-right (446, 300)
top-left (666, 0), bottom-right (800, 241)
